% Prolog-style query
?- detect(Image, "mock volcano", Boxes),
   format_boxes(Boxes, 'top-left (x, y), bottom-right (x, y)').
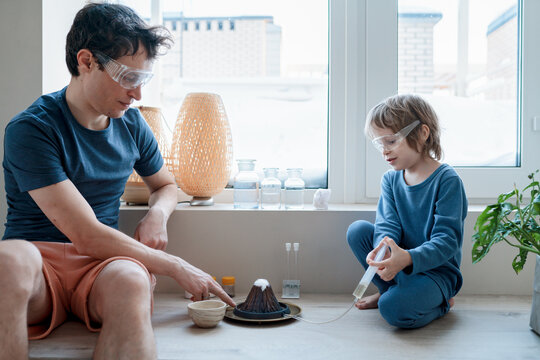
top-left (233, 279), bottom-right (290, 319)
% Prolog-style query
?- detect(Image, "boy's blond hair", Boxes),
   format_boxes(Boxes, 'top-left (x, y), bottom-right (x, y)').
top-left (365, 94), bottom-right (442, 161)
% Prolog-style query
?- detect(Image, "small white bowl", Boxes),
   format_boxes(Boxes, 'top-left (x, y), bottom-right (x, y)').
top-left (187, 300), bottom-right (227, 328)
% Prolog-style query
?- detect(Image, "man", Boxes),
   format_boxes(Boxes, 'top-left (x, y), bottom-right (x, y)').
top-left (0, 3), bottom-right (234, 359)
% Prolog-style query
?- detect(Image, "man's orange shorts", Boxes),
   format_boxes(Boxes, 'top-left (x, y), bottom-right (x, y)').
top-left (28, 241), bottom-right (155, 340)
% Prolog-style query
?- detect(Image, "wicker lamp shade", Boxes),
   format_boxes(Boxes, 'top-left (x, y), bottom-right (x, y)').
top-left (172, 93), bottom-right (233, 205)
top-left (122, 106), bottom-right (174, 204)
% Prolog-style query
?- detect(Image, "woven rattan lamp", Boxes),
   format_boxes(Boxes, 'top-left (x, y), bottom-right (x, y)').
top-left (172, 93), bottom-right (233, 206)
top-left (122, 106), bottom-right (174, 204)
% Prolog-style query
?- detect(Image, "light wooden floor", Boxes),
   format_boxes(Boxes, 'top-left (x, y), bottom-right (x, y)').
top-left (29, 293), bottom-right (540, 360)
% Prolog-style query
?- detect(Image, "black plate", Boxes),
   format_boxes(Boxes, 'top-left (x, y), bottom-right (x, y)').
top-left (233, 302), bottom-right (290, 319)
top-left (224, 302), bottom-right (302, 323)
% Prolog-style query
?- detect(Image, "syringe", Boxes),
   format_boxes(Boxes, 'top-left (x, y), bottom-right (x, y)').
top-left (353, 244), bottom-right (388, 301)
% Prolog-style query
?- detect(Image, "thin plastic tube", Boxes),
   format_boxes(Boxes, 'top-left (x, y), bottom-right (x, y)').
top-left (284, 244), bottom-right (388, 325)
top-left (284, 301), bottom-right (356, 324)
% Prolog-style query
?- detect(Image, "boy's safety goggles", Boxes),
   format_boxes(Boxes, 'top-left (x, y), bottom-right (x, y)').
top-left (371, 120), bottom-right (420, 152)
top-left (93, 52), bottom-right (153, 90)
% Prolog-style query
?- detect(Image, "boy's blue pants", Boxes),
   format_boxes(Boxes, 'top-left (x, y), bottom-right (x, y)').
top-left (347, 220), bottom-right (449, 329)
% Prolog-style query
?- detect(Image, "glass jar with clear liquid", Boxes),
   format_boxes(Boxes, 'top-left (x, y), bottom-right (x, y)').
top-left (233, 159), bottom-right (259, 209)
top-left (284, 168), bottom-right (305, 209)
top-left (261, 168), bottom-right (281, 209)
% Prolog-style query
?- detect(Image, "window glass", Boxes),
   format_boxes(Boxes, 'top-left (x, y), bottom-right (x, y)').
top-left (398, 0), bottom-right (519, 166)
top-left (121, 0), bottom-right (329, 188)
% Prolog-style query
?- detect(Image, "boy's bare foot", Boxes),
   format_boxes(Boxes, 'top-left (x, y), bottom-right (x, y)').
top-left (355, 292), bottom-right (380, 309)
top-left (449, 297), bottom-right (455, 308)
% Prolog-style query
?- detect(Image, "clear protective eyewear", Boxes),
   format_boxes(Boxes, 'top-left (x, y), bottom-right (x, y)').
top-left (371, 120), bottom-right (421, 152)
top-left (93, 52), bottom-right (153, 90)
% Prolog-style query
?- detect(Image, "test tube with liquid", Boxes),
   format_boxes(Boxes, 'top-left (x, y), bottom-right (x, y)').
top-left (353, 244), bottom-right (388, 300)
top-left (282, 242), bottom-right (300, 298)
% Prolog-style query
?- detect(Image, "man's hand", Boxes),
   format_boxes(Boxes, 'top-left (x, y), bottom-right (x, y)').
top-left (367, 236), bottom-right (412, 282)
top-left (134, 207), bottom-right (168, 251)
top-left (173, 258), bottom-right (236, 307)
top-left (135, 165), bottom-right (177, 251)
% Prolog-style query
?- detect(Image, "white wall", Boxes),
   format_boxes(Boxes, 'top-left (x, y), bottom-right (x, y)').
top-left (0, 0), bottom-right (43, 234)
top-left (119, 207), bottom-right (536, 296)
top-left (0, 0), bottom-right (86, 234)
top-left (42, 0), bottom-right (85, 94)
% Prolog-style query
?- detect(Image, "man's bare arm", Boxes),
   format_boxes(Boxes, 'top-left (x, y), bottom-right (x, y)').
top-left (28, 177), bottom-right (235, 306)
top-left (133, 165), bottom-right (177, 250)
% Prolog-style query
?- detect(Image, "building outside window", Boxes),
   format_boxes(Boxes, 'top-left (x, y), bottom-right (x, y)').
top-left (397, 0), bottom-right (518, 167)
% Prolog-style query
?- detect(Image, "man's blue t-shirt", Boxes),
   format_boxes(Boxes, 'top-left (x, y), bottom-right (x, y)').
top-left (374, 164), bottom-right (468, 300)
top-left (2, 87), bottom-right (163, 242)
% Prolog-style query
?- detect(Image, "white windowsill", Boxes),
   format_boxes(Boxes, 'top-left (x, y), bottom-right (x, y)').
top-left (122, 187), bottom-right (497, 213)
top-left (121, 202), bottom-right (377, 211)
top-left (120, 202), bottom-right (488, 213)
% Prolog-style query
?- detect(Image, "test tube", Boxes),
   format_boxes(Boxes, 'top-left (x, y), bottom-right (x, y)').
top-left (285, 243), bottom-right (291, 279)
top-left (293, 242), bottom-right (299, 280)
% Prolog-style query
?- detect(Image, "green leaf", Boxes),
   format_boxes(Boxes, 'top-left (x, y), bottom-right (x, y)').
top-left (523, 181), bottom-right (539, 192)
top-left (512, 248), bottom-right (528, 274)
top-left (534, 232), bottom-right (540, 246)
top-left (472, 231), bottom-right (505, 263)
top-left (533, 196), bottom-right (540, 216)
top-left (500, 202), bottom-right (515, 217)
top-left (471, 169), bottom-right (540, 273)
top-left (498, 190), bottom-right (516, 203)
top-left (474, 204), bottom-right (498, 225)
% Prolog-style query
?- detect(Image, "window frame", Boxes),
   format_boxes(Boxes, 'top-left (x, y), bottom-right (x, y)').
top-left (329, 0), bottom-right (540, 203)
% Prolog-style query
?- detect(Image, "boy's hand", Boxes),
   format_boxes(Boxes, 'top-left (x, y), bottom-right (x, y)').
top-left (367, 237), bottom-right (412, 281)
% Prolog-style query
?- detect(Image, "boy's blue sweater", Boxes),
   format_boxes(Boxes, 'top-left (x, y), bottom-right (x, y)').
top-left (374, 164), bottom-right (468, 300)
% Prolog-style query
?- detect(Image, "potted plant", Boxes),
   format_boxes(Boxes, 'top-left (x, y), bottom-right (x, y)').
top-left (472, 170), bottom-right (540, 335)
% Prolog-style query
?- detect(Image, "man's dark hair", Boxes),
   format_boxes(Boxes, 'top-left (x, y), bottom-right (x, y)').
top-left (66, 2), bottom-right (173, 76)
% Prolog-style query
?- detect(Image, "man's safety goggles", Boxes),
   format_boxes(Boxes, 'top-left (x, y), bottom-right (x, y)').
top-left (371, 120), bottom-right (420, 152)
top-left (94, 52), bottom-right (153, 90)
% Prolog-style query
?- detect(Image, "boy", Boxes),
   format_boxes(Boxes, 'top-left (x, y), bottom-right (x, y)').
top-left (347, 94), bottom-right (467, 329)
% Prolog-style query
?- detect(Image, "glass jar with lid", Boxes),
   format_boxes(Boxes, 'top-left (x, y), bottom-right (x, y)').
top-left (233, 159), bottom-right (259, 209)
top-left (261, 168), bottom-right (281, 209)
top-left (284, 168), bottom-right (305, 209)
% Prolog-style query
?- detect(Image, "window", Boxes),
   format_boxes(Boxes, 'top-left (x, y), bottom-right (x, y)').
top-left (398, 0), bottom-right (518, 167)
top-left (122, 0), bottom-right (329, 189)
top-left (114, 0), bottom-right (539, 202)
top-left (356, 0), bottom-right (540, 201)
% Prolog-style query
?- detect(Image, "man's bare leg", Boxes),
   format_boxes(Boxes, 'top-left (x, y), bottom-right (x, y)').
top-left (89, 260), bottom-right (156, 360)
top-left (0, 240), bottom-right (52, 360)
top-left (355, 292), bottom-right (381, 310)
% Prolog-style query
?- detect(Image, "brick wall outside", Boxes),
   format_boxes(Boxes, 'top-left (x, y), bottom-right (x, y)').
top-left (161, 17), bottom-right (281, 79)
top-left (398, 19), bottom-right (438, 94)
